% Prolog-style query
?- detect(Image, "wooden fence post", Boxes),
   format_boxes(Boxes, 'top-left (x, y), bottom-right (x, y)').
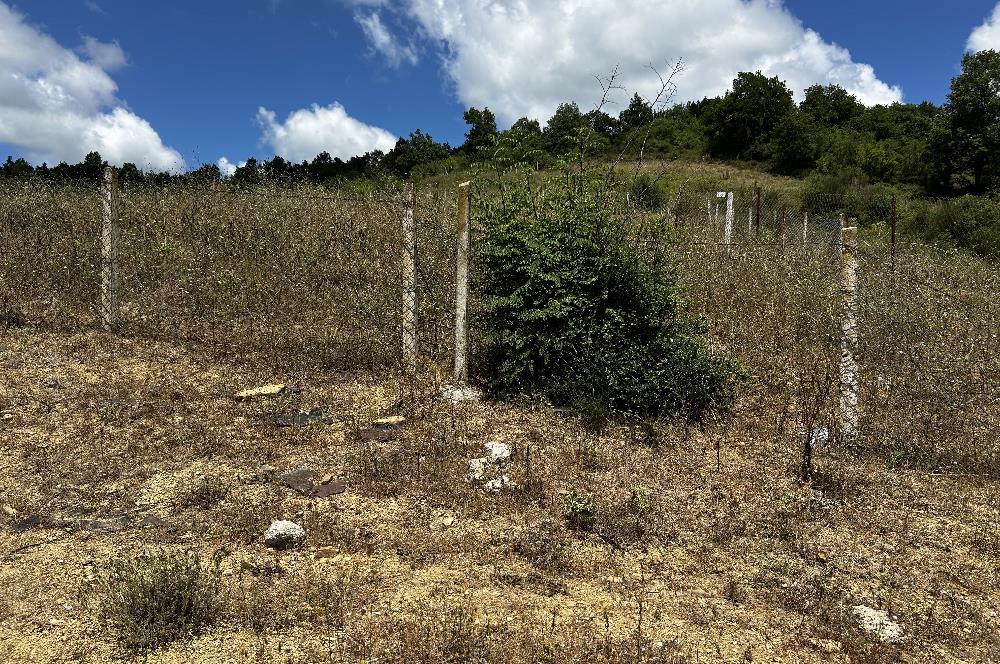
top-left (100, 166), bottom-right (120, 331)
top-left (454, 181), bottom-right (472, 384)
top-left (401, 184), bottom-right (417, 373)
top-left (839, 215), bottom-right (860, 447)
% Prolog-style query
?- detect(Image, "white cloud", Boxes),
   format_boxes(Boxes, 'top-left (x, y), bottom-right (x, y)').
top-left (968, 3), bottom-right (1000, 52)
top-left (80, 36), bottom-right (127, 71)
top-left (355, 11), bottom-right (418, 66)
top-left (217, 156), bottom-right (242, 177)
top-left (0, 2), bottom-right (183, 170)
top-left (353, 0), bottom-right (902, 124)
top-left (256, 103), bottom-right (397, 162)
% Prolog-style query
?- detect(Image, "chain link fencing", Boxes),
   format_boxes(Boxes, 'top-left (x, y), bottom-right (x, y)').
top-left (2, 177), bottom-right (997, 475)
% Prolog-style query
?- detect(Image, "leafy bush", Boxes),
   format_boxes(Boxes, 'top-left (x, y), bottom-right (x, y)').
top-left (628, 172), bottom-right (668, 210)
top-left (475, 167), bottom-right (741, 420)
top-left (904, 195), bottom-right (1000, 257)
top-left (92, 550), bottom-right (223, 653)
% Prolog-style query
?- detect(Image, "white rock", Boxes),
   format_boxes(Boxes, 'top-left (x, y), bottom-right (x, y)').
top-left (264, 520), bottom-right (306, 550)
top-left (441, 384), bottom-right (481, 404)
top-left (484, 441), bottom-right (512, 464)
top-left (852, 605), bottom-right (904, 643)
top-left (467, 458), bottom-right (488, 481)
top-left (483, 475), bottom-right (514, 493)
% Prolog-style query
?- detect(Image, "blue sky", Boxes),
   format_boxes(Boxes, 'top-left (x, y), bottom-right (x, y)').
top-left (2, 0), bottom-right (999, 172)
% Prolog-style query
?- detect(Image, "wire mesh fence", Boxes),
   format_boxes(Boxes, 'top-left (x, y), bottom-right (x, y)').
top-left (2, 176), bottom-right (998, 475)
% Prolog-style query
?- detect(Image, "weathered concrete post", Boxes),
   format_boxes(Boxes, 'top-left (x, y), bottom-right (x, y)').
top-left (839, 215), bottom-right (860, 447)
top-left (401, 184), bottom-right (417, 373)
top-left (454, 181), bottom-right (472, 384)
top-left (100, 166), bottom-right (120, 331)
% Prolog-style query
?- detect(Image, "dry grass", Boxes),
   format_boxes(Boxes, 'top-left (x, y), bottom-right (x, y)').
top-left (1, 181), bottom-right (998, 662)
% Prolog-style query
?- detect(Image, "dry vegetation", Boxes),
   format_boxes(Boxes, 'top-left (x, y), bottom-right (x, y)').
top-left (1, 181), bottom-right (999, 663)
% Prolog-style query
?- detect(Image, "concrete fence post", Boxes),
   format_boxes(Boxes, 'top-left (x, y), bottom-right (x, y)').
top-left (839, 215), bottom-right (860, 447)
top-left (724, 192), bottom-right (734, 247)
top-left (802, 211), bottom-right (809, 247)
top-left (454, 181), bottom-right (472, 384)
top-left (401, 184), bottom-right (417, 373)
top-left (100, 166), bottom-right (120, 331)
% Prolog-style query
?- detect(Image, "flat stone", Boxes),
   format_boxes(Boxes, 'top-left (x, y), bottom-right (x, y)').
top-left (852, 605), bottom-right (904, 643)
top-left (79, 516), bottom-right (132, 532)
top-left (236, 384), bottom-right (286, 400)
top-left (11, 514), bottom-right (41, 533)
top-left (278, 467), bottom-right (315, 495)
top-left (275, 407), bottom-right (334, 427)
top-left (374, 415), bottom-right (406, 426)
top-left (312, 477), bottom-right (347, 498)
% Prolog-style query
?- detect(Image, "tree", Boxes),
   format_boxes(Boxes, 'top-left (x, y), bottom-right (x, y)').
top-left (768, 110), bottom-right (818, 174)
top-left (542, 102), bottom-right (587, 154)
top-left (706, 72), bottom-right (795, 160)
top-left (1, 156), bottom-right (33, 179)
top-left (617, 93), bottom-right (654, 132)
top-left (801, 84), bottom-right (862, 126)
top-left (382, 130), bottom-right (452, 177)
top-left (462, 107), bottom-right (498, 157)
top-left (942, 49), bottom-right (1000, 193)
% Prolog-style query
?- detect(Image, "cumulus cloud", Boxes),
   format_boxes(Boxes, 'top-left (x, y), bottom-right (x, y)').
top-left (0, 2), bottom-right (183, 170)
top-left (351, 0), bottom-right (901, 124)
top-left (355, 11), bottom-right (418, 66)
top-left (256, 103), bottom-right (397, 162)
top-left (217, 156), bottom-right (243, 177)
top-left (967, 3), bottom-right (1000, 52)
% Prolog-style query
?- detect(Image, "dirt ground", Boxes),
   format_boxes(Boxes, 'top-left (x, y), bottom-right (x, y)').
top-left (1, 328), bottom-right (998, 663)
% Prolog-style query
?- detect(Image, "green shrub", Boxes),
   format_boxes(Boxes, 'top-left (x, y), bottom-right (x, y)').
top-left (92, 550), bottom-right (223, 653)
top-left (562, 489), bottom-right (596, 532)
top-left (475, 168), bottom-right (741, 420)
top-left (628, 172), bottom-right (668, 210)
top-left (904, 195), bottom-right (1000, 257)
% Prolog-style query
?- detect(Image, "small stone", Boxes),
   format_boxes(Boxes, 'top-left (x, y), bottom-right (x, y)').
top-left (852, 605), bottom-right (904, 643)
top-left (264, 520), bottom-right (306, 550)
top-left (484, 441), bottom-right (512, 464)
top-left (2, 504), bottom-right (16, 517)
top-left (374, 415), bottom-right (406, 426)
top-left (483, 475), bottom-right (514, 493)
top-left (467, 458), bottom-right (488, 482)
top-left (236, 384), bottom-right (286, 400)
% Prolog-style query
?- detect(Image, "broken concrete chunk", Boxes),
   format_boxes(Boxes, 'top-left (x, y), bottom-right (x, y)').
top-left (236, 384), bottom-right (286, 400)
top-left (264, 520), bottom-right (306, 550)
